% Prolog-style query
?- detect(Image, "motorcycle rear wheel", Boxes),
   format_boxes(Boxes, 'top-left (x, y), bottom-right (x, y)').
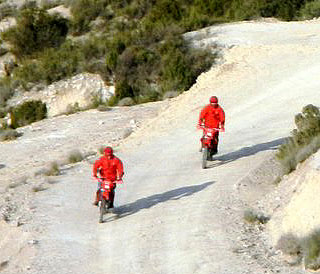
top-left (202, 147), bottom-right (208, 169)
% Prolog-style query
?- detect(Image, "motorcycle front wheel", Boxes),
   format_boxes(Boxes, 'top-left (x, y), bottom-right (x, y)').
top-left (202, 147), bottom-right (208, 169)
top-left (99, 199), bottom-right (106, 223)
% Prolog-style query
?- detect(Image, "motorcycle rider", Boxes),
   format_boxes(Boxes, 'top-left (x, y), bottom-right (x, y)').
top-left (92, 146), bottom-right (124, 208)
top-left (198, 96), bottom-right (225, 158)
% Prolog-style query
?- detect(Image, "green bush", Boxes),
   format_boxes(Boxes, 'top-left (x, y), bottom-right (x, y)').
top-left (276, 233), bottom-right (302, 256)
top-left (69, 0), bottom-right (109, 34)
top-left (2, 7), bottom-right (68, 58)
top-left (276, 104), bottom-right (320, 174)
top-left (0, 2), bottom-right (17, 20)
top-left (0, 77), bottom-right (15, 106)
top-left (10, 100), bottom-right (47, 128)
top-left (14, 41), bottom-right (83, 86)
top-left (159, 36), bottom-right (214, 93)
top-left (299, 0), bottom-right (320, 19)
top-left (303, 229), bottom-right (320, 270)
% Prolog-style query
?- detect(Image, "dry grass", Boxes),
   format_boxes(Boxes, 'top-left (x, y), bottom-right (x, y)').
top-left (243, 209), bottom-right (269, 224)
top-left (68, 149), bottom-right (84, 163)
top-left (97, 105), bottom-right (111, 112)
top-left (276, 233), bottom-right (302, 256)
top-left (276, 230), bottom-right (320, 271)
top-left (32, 184), bottom-right (47, 192)
top-left (45, 161), bottom-right (60, 176)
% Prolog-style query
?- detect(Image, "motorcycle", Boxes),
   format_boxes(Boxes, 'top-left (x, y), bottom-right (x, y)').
top-left (199, 126), bottom-right (223, 169)
top-left (96, 178), bottom-right (122, 223)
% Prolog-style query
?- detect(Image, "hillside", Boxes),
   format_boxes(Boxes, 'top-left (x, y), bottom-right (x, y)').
top-left (1, 17), bottom-right (320, 274)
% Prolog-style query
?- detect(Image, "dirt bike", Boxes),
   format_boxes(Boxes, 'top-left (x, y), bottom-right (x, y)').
top-left (96, 178), bottom-right (122, 223)
top-left (199, 126), bottom-right (223, 169)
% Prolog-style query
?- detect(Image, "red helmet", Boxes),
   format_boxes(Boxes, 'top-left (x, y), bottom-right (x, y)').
top-left (104, 146), bottom-right (113, 156)
top-left (210, 96), bottom-right (218, 104)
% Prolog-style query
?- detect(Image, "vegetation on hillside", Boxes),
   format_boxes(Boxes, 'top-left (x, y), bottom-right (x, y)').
top-left (0, 0), bottom-right (319, 111)
top-left (276, 104), bottom-right (320, 174)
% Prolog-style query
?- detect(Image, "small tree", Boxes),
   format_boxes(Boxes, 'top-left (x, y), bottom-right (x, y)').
top-left (10, 100), bottom-right (47, 128)
top-left (2, 7), bottom-right (68, 58)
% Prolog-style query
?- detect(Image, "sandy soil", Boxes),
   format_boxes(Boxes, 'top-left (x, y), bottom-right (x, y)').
top-left (1, 19), bottom-right (320, 273)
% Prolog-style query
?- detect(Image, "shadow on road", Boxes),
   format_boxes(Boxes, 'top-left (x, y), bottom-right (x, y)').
top-left (207, 137), bottom-right (287, 169)
top-left (112, 181), bottom-right (214, 219)
top-left (0, 164), bottom-right (5, 169)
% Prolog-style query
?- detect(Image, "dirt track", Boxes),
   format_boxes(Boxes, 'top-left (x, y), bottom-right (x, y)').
top-left (1, 19), bottom-right (320, 273)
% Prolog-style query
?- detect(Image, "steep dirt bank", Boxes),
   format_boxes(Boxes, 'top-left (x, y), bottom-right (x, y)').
top-left (267, 150), bottom-right (320, 244)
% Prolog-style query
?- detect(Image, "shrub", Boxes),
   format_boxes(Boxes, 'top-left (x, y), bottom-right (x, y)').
top-left (45, 161), bottom-right (60, 176)
top-left (302, 229), bottom-right (320, 270)
top-left (32, 184), bottom-right (47, 192)
top-left (65, 102), bottom-right (81, 115)
top-left (299, 0), bottom-right (320, 19)
top-left (98, 145), bottom-right (105, 155)
top-left (68, 150), bottom-right (84, 163)
top-left (0, 77), bottom-right (15, 106)
top-left (1, 7), bottom-right (68, 58)
top-left (107, 95), bottom-right (119, 106)
top-left (10, 100), bottom-right (47, 129)
top-left (147, 0), bottom-right (184, 25)
top-left (276, 104), bottom-right (320, 174)
top-left (276, 233), bottom-right (302, 256)
top-left (159, 36), bottom-right (215, 93)
top-left (69, 0), bottom-right (109, 34)
top-left (243, 209), bottom-right (269, 224)
top-left (0, 2), bottom-right (17, 20)
top-left (14, 41), bottom-right (83, 86)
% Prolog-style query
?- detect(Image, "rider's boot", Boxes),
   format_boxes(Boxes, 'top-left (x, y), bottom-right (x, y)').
top-left (212, 143), bottom-right (218, 155)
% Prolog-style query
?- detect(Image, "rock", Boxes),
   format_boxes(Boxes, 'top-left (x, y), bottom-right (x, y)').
top-left (118, 97), bottom-right (134, 106)
top-left (7, 73), bottom-right (115, 117)
top-left (130, 119), bottom-right (138, 128)
top-left (122, 128), bottom-right (133, 139)
top-left (163, 91), bottom-right (179, 100)
top-left (28, 239), bottom-right (39, 245)
top-left (47, 5), bottom-right (71, 19)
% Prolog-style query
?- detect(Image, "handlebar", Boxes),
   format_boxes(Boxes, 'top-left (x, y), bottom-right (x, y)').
top-left (94, 176), bottom-right (123, 184)
top-left (197, 125), bottom-right (225, 132)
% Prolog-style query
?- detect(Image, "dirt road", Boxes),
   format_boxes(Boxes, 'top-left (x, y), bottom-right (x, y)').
top-left (2, 19), bottom-right (320, 274)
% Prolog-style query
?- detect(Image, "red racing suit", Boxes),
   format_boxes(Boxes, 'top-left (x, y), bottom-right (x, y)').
top-left (93, 155), bottom-right (124, 206)
top-left (199, 104), bottom-right (225, 129)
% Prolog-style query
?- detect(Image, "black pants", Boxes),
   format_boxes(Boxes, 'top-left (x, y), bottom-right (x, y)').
top-left (210, 132), bottom-right (219, 156)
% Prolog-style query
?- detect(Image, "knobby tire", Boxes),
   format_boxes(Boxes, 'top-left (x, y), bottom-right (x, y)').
top-left (202, 147), bottom-right (208, 169)
top-left (99, 199), bottom-right (106, 223)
